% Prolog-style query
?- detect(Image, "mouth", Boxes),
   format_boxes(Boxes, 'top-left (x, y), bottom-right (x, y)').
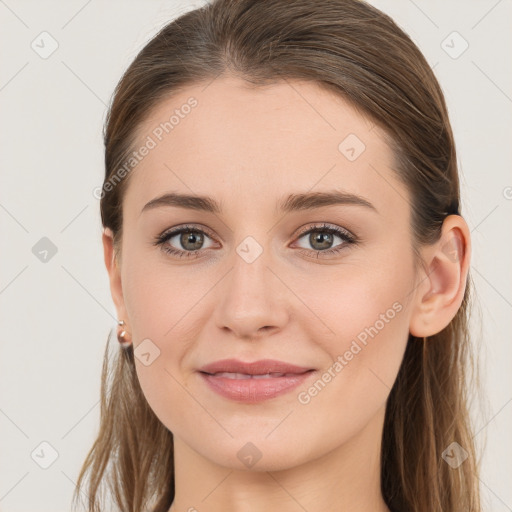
top-left (201, 371), bottom-right (312, 379)
top-left (197, 359), bottom-right (316, 403)
top-left (198, 358), bottom-right (314, 376)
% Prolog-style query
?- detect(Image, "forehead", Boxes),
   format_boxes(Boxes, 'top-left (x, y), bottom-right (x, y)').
top-left (124, 75), bottom-right (408, 222)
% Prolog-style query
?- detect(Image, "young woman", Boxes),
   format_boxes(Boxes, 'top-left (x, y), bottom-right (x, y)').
top-left (73, 0), bottom-right (481, 510)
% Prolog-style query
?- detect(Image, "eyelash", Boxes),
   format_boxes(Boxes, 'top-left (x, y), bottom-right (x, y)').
top-left (153, 223), bottom-right (357, 260)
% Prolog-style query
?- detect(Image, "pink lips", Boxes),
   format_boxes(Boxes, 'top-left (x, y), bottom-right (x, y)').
top-left (198, 358), bottom-right (315, 403)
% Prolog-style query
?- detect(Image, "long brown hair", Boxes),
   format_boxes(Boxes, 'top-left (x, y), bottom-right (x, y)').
top-left (73, 1), bottom-right (482, 510)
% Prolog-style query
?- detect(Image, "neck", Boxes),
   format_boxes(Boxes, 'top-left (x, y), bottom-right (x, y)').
top-left (168, 406), bottom-right (390, 512)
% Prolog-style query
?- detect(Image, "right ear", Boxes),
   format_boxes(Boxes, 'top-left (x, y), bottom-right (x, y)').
top-left (102, 228), bottom-right (128, 322)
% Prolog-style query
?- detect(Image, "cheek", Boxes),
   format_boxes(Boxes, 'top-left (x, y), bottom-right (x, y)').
top-left (294, 252), bottom-right (413, 422)
top-left (120, 249), bottom-right (209, 429)
top-left (121, 244), bottom-right (199, 342)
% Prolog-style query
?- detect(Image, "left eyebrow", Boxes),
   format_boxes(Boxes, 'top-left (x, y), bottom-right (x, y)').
top-left (140, 190), bottom-right (378, 215)
top-left (278, 191), bottom-right (378, 214)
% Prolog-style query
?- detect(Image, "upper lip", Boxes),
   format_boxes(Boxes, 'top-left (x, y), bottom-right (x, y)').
top-left (199, 358), bottom-right (314, 376)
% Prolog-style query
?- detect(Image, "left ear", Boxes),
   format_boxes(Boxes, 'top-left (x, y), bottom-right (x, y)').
top-left (409, 214), bottom-right (471, 337)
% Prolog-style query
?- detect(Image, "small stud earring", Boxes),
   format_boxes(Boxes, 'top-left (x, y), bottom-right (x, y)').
top-left (117, 320), bottom-right (132, 348)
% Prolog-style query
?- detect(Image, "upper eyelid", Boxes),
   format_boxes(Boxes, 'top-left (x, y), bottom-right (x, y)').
top-left (158, 223), bottom-right (216, 238)
top-left (295, 223), bottom-right (354, 239)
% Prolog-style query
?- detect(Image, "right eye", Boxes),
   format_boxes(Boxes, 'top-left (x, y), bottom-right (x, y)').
top-left (153, 224), bottom-right (217, 258)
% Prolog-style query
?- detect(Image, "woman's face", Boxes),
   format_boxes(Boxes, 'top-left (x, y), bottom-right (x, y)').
top-left (111, 75), bottom-right (421, 470)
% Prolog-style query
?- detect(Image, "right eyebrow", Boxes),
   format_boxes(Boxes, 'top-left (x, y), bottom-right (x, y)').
top-left (141, 192), bottom-right (220, 215)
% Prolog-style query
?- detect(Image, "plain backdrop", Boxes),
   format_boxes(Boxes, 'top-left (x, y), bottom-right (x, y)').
top-left (0, 1), bottom-right (511, 510)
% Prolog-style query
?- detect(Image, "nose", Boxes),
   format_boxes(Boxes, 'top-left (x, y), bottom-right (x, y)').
top-left (213, 245), bottom-right (289, 340)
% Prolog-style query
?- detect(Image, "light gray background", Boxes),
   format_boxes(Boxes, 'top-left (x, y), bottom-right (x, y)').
top-left (0, 1), bottom-right (510, 511)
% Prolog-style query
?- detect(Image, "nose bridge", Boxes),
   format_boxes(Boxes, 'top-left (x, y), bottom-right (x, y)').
top-left (229, 234), bottom-right (275, 307)
top-left (213, 232), bottom-right (288, 337)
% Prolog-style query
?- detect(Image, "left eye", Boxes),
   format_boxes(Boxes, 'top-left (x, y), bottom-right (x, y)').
top-left (294, 224), bottom-right (355, 254)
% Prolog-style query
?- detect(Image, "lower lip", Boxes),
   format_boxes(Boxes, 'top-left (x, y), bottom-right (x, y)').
top-left (198, 371), bottom-right (315, 403)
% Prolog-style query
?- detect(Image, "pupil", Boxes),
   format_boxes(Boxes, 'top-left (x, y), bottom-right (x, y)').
top-left (311, 232), bottom-right (332, 250)
top-left (181, 231), bottom-right (203, 250)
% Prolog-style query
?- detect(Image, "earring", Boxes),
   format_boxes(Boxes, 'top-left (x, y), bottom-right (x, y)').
top-left (117, 320), bottom-right (132, 348)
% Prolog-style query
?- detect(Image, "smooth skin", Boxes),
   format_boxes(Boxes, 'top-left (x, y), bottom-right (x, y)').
top-left (103, 75), bottom-right (471, 512)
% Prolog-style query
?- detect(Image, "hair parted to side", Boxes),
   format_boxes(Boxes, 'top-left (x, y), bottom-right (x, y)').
top-left (73, 1), bottom-right (482, 511)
